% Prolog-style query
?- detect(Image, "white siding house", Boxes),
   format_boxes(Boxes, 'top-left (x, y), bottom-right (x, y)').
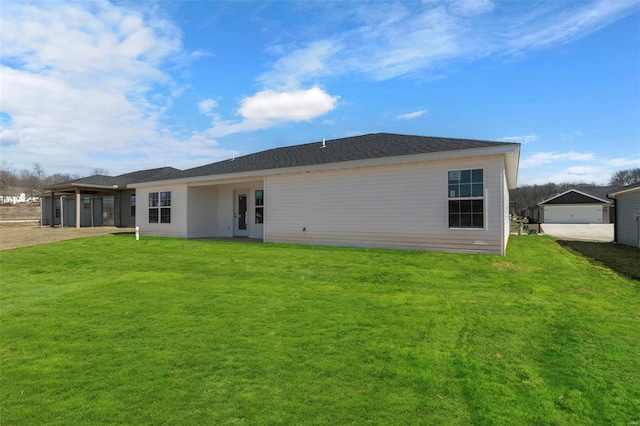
top-left (129, 134), bottom-right (520, 255)
top-left (608, 184), bottom-right (640, 248)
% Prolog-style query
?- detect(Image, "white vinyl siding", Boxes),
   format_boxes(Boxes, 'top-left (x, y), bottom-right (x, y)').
top-left (614, 190), bottom-right (640, 248)
top-left (265, 155), bottom-right (507, 254)
top-left (187, 186), bottom-right (218, 238)
top-left (136, 184), bottom-right (187, 238)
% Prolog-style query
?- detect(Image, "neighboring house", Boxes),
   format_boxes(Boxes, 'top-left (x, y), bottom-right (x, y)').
top-left (536, 188), bottom-right (617, 224)
top-left (607, 183), bottom-right (640, 248)
top-left (130, 133), bottom-right (520, 255)
top-left (41, 167), bottom-right (179, 228)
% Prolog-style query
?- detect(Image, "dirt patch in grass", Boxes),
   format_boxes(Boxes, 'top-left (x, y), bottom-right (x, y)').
top-left (0, 222), bottom-right (133, 251)
top-left (557, 240), bottom-right (640, 281)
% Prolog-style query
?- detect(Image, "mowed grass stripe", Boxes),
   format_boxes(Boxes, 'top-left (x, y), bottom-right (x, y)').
top-left (1, 235), bottom-right (638, 425)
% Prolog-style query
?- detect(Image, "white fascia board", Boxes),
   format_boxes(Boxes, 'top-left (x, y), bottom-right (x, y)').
top-left (607, 185), bottom-right (640, 198)
top-left (129, 144), bottom-right (521, 189)
top-left (45, 183), bottom-right (119, 192)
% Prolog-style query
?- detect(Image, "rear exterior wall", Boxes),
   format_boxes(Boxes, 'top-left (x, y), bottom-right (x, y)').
top-left (135, 184), bottom-right (188, 238)
top-left (265, 155), bottom-right (509, 255)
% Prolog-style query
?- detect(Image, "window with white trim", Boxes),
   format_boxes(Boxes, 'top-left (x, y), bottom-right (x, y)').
top-left (148, 191), bottom-right (171, 224)
top-left (160, 191), bottom-right (171, 223)
top-left (130, 193), bottom-right (136, 218)
top-left (448, 169), bottom-right (484, 228)
top-left (255, 190), bottom-right (264, 224)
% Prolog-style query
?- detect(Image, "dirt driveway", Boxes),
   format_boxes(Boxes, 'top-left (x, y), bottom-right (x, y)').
top-left (0, 223), bottom-right (134, 251)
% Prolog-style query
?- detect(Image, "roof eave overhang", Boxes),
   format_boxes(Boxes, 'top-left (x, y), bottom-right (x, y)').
top-left (129, 144), bottom-right (521, 189)
top-left (607, 185), bottom-right (640, 198)
top-left (43, 183), bottom-right (123, 192)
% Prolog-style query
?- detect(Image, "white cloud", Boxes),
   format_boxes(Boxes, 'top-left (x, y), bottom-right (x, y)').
top-left (522, 165), bottom-right (610, 185)
top-left (258, 1), bottom-right (639, 86)
top-left (604, 156), bottom-right (640, 168)
top-left (501, 134), bottom-right (539, 144)
top-left (0, 1), bottom-right (230, 174)
top-left (506, 1), bottom-right (636, 53)
top-left (447, 0), bottom-right (495, 17)
top-left (206, 88), bottom-right (339, 137)
top-left (259, 40), bottom-right (342, 90)
top-left (239, 88), bottom-right (338, 122)
top-left (198, 98), bottom-right (219, 115)
top-left (520, 151), bottom-right (596, 169)
top-left (397, 110), bottom-right (427, 120)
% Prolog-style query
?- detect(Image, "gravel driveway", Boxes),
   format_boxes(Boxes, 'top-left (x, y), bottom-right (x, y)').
top-left (0, 223), bottom-right (134, 251)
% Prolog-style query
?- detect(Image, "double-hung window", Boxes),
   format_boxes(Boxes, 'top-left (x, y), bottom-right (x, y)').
top-left (255, 190), bottom-right (264, 224)
top-left (148, 193), bottom-right (159, 223)
top-left (160, 192), bottom-right (171, 223)
top-left (148, 191), bottom-right (171, 224)
top-left (448, 169), bottom-right (484, 228)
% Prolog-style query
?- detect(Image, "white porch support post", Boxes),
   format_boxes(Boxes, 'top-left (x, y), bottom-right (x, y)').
top-left (75, 188), bottom-right (81, 228)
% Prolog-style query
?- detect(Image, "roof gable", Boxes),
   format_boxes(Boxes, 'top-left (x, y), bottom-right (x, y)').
top-left (538, 189), bottom-right (611, 205)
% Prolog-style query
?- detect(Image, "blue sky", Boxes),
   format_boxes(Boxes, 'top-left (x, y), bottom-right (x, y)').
top-left (1, 0), bottom-right (639, 185)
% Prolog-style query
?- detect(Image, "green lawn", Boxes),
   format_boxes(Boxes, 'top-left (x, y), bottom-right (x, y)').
top-left (1, 235), bottom-right (639, 425)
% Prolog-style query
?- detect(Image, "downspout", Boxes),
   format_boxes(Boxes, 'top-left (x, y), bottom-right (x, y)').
top-left (91, 196), bottom-right (94, 227)
top-left (39, 196), bottom-right (43, 227)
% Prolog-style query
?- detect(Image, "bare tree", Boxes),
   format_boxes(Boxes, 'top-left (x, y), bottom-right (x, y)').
top-left (0, 161), bottom-right (17, 203)
top-left (91, 167), bottom-right (109, 176)
top-left (609, 168), bottom-right (640, 186)
top-left (44, 173), bottom-right (81, 186)
top-left (33, 163), bottom-right (45, 196)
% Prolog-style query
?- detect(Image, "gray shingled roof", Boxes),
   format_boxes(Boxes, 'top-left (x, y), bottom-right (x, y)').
top-left (45, 167), bottom-right (180, 190)
top-left (578, 186), bottom-right (621, 200)
top-left (139, 133), bottom-right (517, 183)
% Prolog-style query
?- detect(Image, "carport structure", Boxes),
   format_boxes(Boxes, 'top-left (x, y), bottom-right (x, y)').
top-left (41, 167), bottom-right (178, 228)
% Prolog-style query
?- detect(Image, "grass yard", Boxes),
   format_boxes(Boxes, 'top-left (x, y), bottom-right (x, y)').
top-left (1, 235), bottom-right (639, 425)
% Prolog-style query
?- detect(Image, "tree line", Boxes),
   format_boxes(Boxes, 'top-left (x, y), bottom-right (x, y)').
top-left (0, 162), bottom-right (108, 202)
top-left (509, 167), bottom-right (640, 214)
top-left (1, 160), bottom-right (638, 211)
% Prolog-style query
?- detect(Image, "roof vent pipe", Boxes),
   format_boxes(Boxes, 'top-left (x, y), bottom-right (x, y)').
top-left (321, 138), bottom-right (326, 148)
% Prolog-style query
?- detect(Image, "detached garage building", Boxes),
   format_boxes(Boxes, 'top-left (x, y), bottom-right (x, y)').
top-left (537, 189), bottom-right (613, 224)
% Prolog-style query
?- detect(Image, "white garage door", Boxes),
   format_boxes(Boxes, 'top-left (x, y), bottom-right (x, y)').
top-left (543, 205), bottom-right (603, 224)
